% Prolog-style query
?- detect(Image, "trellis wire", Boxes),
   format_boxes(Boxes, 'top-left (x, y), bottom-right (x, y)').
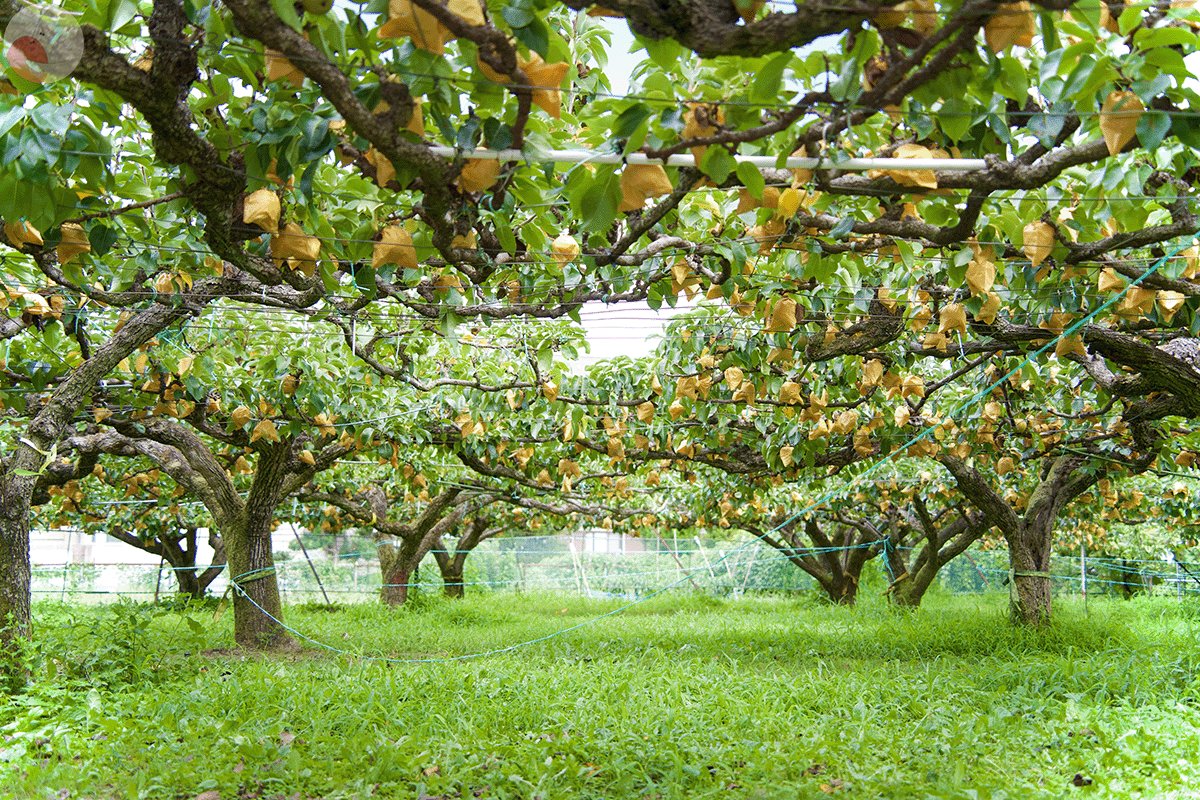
top-left (32, 544), bottom-right (1200, 600)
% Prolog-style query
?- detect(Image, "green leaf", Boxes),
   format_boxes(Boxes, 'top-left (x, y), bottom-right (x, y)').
top-left (580, 170), bottom-right (619, 233)
top-left (1134, 26), bottom-right (1198, 50)
top-left (494, 220), bottom-right (517, 255)
top-left (939, 98), bottom-right (971, 143)
top-left (513, 16), bottom-right (550, 58)
top-left (1171, 114), bottom-right (1200, 149)
top-left (270, 0), bottom-right (304, 30)
top-left (0, 107), bottom-right (25, 140)
top-left (107, 0), bottom-right (140, 31)
top-left (750, 53), bottom-right (791, 105)
top-left (1028, 112), bottom-right (1065, 147)
top-left (997, 57), bottom-right (1030, 101)
top-left (639, 35), bottom-right (683, 69)
top-left (611, 103), bottom-right (652, 142)
top-left (700, 147), bottom-right (736, 183)
top-left (87, 224), bottom-right (120, 257)
top-left (828, 216), bottom-right (856, 240)
top-left (1118, 3), bottom-right (1142, 34)
top-left (1136, 111), bottom-right (1172, 151)
top-left (501, 5), bottom-right (534, 28)
top-left (736, 161), bottom-right (765, 199)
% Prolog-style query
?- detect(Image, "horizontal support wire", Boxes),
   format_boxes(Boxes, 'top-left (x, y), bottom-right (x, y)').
top-left (427, 146), bottom-right (987, 172)
top-left (32, 537), bottom-right (1200, 597)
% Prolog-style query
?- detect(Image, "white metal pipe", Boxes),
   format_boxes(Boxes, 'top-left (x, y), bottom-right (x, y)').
top-left (428, 145), bottom-right (987, 172)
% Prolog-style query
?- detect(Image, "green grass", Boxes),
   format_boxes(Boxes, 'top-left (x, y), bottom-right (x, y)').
top-left (3, 591), bottom-right (1200, 799)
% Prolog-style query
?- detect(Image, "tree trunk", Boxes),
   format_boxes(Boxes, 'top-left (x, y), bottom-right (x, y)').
top-left (432, 543), bottom-right (469, 599)
top-left (163, 533), bottom-right (206, 601)
top-left (821, 574), bottom-right (858, 605)
top-left (378, 541), bottom-right (414, 606)
top-left (224, 514), bottom-right (290, 649)
top-left (889, 510), bottom-right (989, 609)
top-left (224, 442), bottom-right (296, 649)
top-left (0, 477), bottom-right (33, 689)
top-left (441, 564), bottom-right (465, 599)
top-left (0, 277), bottom-right (228, 681)
top-left (1008, 523), bottom-right (1053, 625)
top-left (1118, 559), bottom-right (1143, 599)
top-left (891, 565), bottom-right (937, 608)
top-left (176, 568), bottom-right (202, 600)
top-left (888, 543), bottom-right (939, 608)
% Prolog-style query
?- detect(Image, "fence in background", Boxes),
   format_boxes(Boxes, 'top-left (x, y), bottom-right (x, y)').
top-left (28, 532), bottom-right (1200, 603)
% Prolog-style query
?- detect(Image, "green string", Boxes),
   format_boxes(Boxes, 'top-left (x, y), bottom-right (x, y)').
top-left (230, 567), bottom-right (277, 585)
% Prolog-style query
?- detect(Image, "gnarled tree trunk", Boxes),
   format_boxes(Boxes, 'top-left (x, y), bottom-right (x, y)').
top-left (1008, 519), bottom-right (1054, 625)
top-left (436, 555), bottom-right (466, 599)
top-left (175, 530), bottom-right (227, 600)
top-left (890, 570), bottom-right (934, 608)
top-left (0, 268), bottom-right (250, 679)
top-left (437, 559), bottom-right (465, 599)
top-left (225, 443), bottom-right (295, 649)
top-left (889, 499), bottom-right (989, 608)
top-left (753, 516), bottom-right (883, 607)
top-left (378, 537), bottom-right (423, 606)
top-left (822, 572), bottom-right (859, 605)
top-left (431, 519), bottom-right (492, 599)
top-left (939, 453), bottom-right (1115, 626)
top-left (68, 426), bottom-right (347, 650)
top-left (108, 525), bottom-right (227, 600)
top-left (0, 476), bottom-right (33, 689)
top-left (298, 487), bottom-right (487, 606)
top-left (224, 513), bottom-right (289, 649)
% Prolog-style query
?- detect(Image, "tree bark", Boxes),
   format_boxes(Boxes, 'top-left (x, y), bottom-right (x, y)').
top-left (224, 443), bottom-right (294, 649)
top-left (0, 269), bottom-right (289, 678)
top-left (1008, 519), bottom-right (1054, 625)
top-left (106, 525), bottom-right (227, 600)
top-left (67, 427), bottom-right (349, 649)
top-left (753, 518), bottom-right (877, 606)
top-left (824, 575), bottom-right (858, 606)
top-left (432, 532), bottom-right (477, 599)
top-left (176, 567), bottom-right (202, 601)
top-left (888, 502), bottom-right (989, 609)
top-left (172, 529), bottom-right (226, 600)
top-left (440, 563), bottom-right (465, 598)
top-left (224, 514), bottom-right (289, 649)
top-left (378, 540), bottom-right (418, 606)
top-left (890, 566), bottom-right (936, 608)
top-left (195, 531), bottom-right (228, 599)
top-left (0, 477), bottom-right (33, 689)
top-left (938, 453), bottom-right (1111, 625)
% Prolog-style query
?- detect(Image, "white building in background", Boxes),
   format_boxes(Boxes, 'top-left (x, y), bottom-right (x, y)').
top-left (29, 527), bottom-right (303, 600)
top-left (570, 529), bottom-right (646, 555)
top-left (30, 527), bottom-right (299, 567)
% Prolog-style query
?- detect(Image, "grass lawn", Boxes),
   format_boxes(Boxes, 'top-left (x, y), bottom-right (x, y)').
top-left (3, 590), bottom-right (1200, 799)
